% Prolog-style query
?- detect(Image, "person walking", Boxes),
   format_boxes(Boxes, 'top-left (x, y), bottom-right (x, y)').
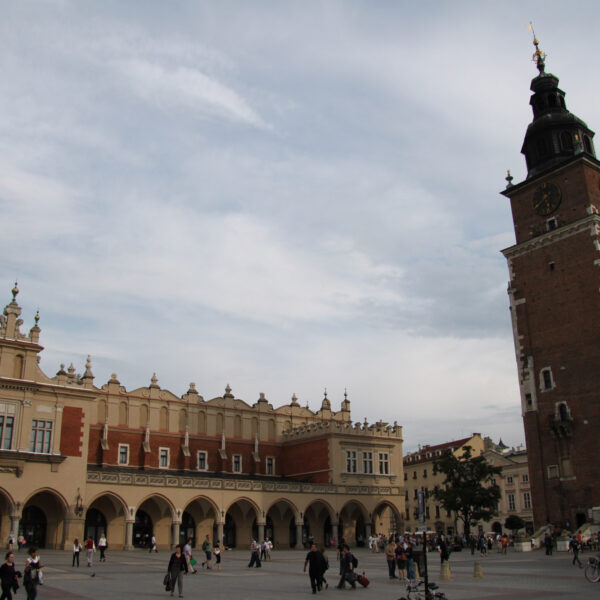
top-left (167, 544), bottom-right (188, 599)
top-left (84, 536), bottom-right (95, 567)
top-left (248, 538), bottom-right (261, 568)
top-left (24, 547), bottom-right (43, 600)
top-left (16, 538), bottom-right (24, 553)
top-left (98, 534), bottom-right (107, 562)
top-left (213, 542), bottom-right (222, 571)
top-left (72, 539), bottom-right (82, 567)
top-left (385, 538), bottom-right (397, 579)
top-left (319, 546), bottom-right (329, 589)
top-left (336, 545), bottom-right (356, 589)
top-left (396, 542), bottom-right (407, 581)
top-left (150, 535), bottom-right (158, 553)
top-left (0, 551), bottom-right (18, 600)
top-left (304, 543), bottom-right (326, 594)
top-left (570, 537), bottom-right (583, 568)
top-left (201, 535), bottom-right (212, 569)
top-left (544, 533), bottom-right (553, 556)
top-left (183, 539), bottom-right (196, 574)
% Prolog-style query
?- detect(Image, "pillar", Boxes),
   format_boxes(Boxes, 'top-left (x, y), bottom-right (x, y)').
top-left (172, 522), bottom-right (181, 548)
top-left (124, 520), bottom-right (134, 551)
top-left (296, 522), bottom-right (303, 549)
top-left (63, 517), bottom-right (85, 550)
top-left (257, 522), bottom-right (265, 543)
top-left (10, 515), bottom-right (20, 537)
top-left (217, 522), bottom-right (224, 546)
top-left (365, 523), bottom-right (372, 538)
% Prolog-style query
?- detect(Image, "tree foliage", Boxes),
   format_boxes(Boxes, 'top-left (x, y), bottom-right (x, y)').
top-left (431, 445), bottom-right (501, 537)
top-left (504, 514), bottom-right (526, 534)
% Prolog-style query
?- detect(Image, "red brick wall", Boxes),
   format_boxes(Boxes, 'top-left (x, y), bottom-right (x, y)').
top-left (281, 438), bottom-right (329, 483)
top-left (60, 406), bottom-right (84, 456)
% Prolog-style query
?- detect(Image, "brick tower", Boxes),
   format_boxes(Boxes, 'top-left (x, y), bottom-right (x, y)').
top-left (501, 35), bottom-right (600, 530)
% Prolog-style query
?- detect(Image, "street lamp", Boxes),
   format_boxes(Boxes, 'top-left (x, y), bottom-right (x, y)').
top-left (74, 489), bottom-right (84, 517)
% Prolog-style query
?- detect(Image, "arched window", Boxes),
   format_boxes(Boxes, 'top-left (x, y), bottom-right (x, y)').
top-left (216, 413), bottom-right (224, 433)
top-left (560, 131), bottom-right (573, 151)
top-left (268, 419), bottom-right (276, 440)
top-left (584, 136), bottom-right (593, 154)
top-left (234, 415), bottom-right (242, 437)
top-left (97, 399), bottom-right (107, 423)
top-left (251, 417), bottom-right (259, 438)
top-left (198, 411), bottom-right (206, 434)
top-left (159, 406), bottom-right (168, 430)
top-left (558, 403), bottom-right (570, 422)
top-left (118, 402), bottom-right (128, 426)
top-left (12, 355), bottom-right (24, 379)
top-left (140, 404), bottom-right (149, 427)
top-left (179, 409), bottom-right (187, 432)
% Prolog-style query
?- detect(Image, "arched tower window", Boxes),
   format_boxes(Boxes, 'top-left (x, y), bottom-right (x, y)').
top-left (198, 411), bottom-right (206, 434)
top-left (140, 404), bottom-right (149, 427)
top-left (584, 136), bottom-right (593, 154)
top-left (179, 409), bottom-right (187, 432)
top-left (268, 419), bottom-right (276, 440)
top-left (234, 415), bottom-right (242, 437)
top-left (159, 406), bottom-right (168, 430)
top-left (216, 413), bottom-right (224, 433)
top-left (97, 399), bottom-right (107, 423)
top-left (560, 131), bottom-right (573, 151)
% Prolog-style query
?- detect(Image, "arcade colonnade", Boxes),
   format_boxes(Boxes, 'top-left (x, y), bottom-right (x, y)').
top-left (0, 484), bottom-right (402, 550)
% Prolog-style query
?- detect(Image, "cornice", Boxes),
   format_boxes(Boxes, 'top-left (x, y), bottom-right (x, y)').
top-left (501, 214), bottom-right (600, 259)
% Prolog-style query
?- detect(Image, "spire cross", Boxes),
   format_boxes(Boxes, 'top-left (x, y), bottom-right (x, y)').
top-left (528, 22), bottom-right (546, 74)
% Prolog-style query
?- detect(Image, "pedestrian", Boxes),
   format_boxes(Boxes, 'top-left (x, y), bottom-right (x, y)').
top-left (385, 538), bottom-right (397, 579)
top-left (150, 535), bottom-right (158, 553)
top-left (248, 538), bottom-right (261, 568)
top-left (501, 535), bottom-right (508, 555)
top-left (6, 536), bottom-right (13, 553)
top-left (570, 537), bottom-right (583, 568)
top-left (98, 533), bottom-right (107, 562)
top-left (469, 535), bottom-right (476, 555)
top-left (544, 533), bottom-right (553, 556)
top-left (16, 538), bottom-right (24, 553)
top-left (72, 539), bottom-right (82, 567)
top-left (406, 542), bottom-right (416, 580)
top-left (183, 539), bottom-right (196, 574)
top-left (24, 547), bottom-right (43, 600)
top-left (84, 536), bottom-right (95, 567)
top-left (0, 551), bottom-right (19, 600)
top-left (213, 541), bottom-right (222, 571)
top-left (396, 542), bottom-right (407, 581)
top-left (336, 545), bottom-right (357, 590)
top-left (201, 535), bottom-right (212, 569)
top-left (304, 543), bottom-right (326, 594)
top-left (167, 544), bottom-right (188, 599)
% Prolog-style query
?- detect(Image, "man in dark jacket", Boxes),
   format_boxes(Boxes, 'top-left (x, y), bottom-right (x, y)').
top-left (304, 543), bottom-right (326, 594)
top-left (336, 545), bottom-right (356, 589)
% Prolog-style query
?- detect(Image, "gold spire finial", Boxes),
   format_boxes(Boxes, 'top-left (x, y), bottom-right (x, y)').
top-left (528, 22), bottom-right (546, 74)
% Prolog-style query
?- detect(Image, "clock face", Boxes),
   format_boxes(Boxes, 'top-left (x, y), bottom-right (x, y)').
top-left (533, 182), bottom-right (562, 216)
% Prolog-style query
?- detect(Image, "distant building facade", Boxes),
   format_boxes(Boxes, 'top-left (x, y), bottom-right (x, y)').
top-left (0, 287), bottom-right (404, 549)
top-left (484, 440), bottom-right (534, 535)
top-left (403, 433), bottom-right (485, 536)
top-left (501, 41), bottom-right (600, 529)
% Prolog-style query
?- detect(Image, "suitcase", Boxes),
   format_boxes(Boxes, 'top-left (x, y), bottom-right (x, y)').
top-left (357, 573), bottom-right (370, 587)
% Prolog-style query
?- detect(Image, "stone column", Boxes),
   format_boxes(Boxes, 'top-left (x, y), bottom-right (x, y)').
top-left (365, 523), bottom-right (372, 538)
top-left (10, 515), bottom-right (20, 537)
top-left (172, 521), bottom-right (181, 548)
top-left (124, 520), bottom-right (135, 551)
top-left (63, 517), bottom-right (85, 550)
top-left (296, 522), bottom-right (303, 549)
top-left (216, 522), bottom-right (224, 545)
top-left (257, 522), bottom-right (265, 543)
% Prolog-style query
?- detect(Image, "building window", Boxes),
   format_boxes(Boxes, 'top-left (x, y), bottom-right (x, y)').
top-left (30, 420), bottom-right (53, 453)
top-left (507, 475), bottom-right (513, 484)
top-left (413, 489), bottom-right (418, 499)
top-left (159, 447), bottom-right (170, 469)
top-left (508, 494), bottom-right (516, 511)
top-left (425, 506), bottom-right (430, 519)
top-left (523, 492), bottom-right (531, 510)
top-left (197, 451), bottom-right (207, 471)
top-left (404, 472), bottom-right (408, 481)
top-left (362, 451), bottom-right (373, 474)
top-left (405, 508), bottom-right (410, 521)
top-left (118, 444), bottom-right (129, 465)
top-left (405, 490), bottom-right (409, 500)
top-left (423, 469), bottom-right (427, 478)
top-left (412, 471), bottom-right (417, 479)
top-left (0, 417), bottom-right (14, 450)
top-left (345, 450), bottom-right (357, 473)
top-left (378, 452), bottom-right (389, 475)
top-left (266, 456), bottom-right (275, 475)
top-left (547, 464), bottom-right (559, 479)
top-left (435, 505), bottom-right (440, 518)
top-left (541, 368), bottom-right (553, 390)
top-left (233, 454), bottom-right (242, 473)
top-left (522, 473), bottom-right (529, 483)
top-left (560, 457), bottom-right (574, 478)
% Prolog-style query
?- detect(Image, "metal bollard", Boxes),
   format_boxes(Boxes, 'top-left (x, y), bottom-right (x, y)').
top-left (473, 561), bottom-right (484, 578)
top-left (440, 560), bottom-right (452, 581)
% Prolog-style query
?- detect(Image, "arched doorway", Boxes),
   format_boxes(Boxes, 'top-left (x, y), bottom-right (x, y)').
top-left (223, 513), bottom-right (236, 548)
top-left (21, 490), bottom-right (67, 549)
top-left (21, 506), bottom-right (46, 548)
top-left (266, 499), bottom-right (298, 548)
top-left (355, 514), bottom-right (366, 546)
top-left (0, 489), bottom-right (14, 545)
top-left (339, 500), bottom-right (368, 547)
top-left (373, 501), bottom-right (403, 537)
top-left (224, 499), bottom-right (259, 549)
top-left (84, 508), bottom-right (107, 544)
top-left (303, 500), bottom-right (335, 547)
top-left (133, 509), bottom-right (153, 548)
top-left (492, 521), bottom-right (502, 535)
top-left (180, 511), bottom-right (196, 547)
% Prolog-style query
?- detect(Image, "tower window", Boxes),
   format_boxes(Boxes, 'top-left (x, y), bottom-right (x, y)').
top-left (525, 393), bottom-right (532, 408)
top-left (560, 131), bottom-right (573, 151)
top-left (584, 136), bottom-right (593, 154)
top-left (541, 368), bottom-right (554, 391)
top-left (557, 402), bottom-right (571, 422)
top-left (537, 138), bottom-right (548, 158)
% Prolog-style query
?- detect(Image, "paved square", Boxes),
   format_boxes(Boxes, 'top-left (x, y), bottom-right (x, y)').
top-left (12, 547), bottom-right (597, 599)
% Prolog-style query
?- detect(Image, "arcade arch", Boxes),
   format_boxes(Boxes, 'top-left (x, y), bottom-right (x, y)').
top-left (0, 488), bottom-right (14, 545)
top-left (224, 498), bottom-right (260, 548)
top-left (134, 494), bottom-right (175, 549)
top-left (339, 500), bottom-right (369, 547)
top-left (372, 500), bottom-right (403, 536)
top-left (265, 498), bottom-right (298, 548)
top-left (181, 496), bottom-right (219, 548)
top-left (21, 489), bottom-right (68, 549)
top-left (85, 492), bottom-right (128, 548)
top-left (303, 499), bottom-right (336, 547)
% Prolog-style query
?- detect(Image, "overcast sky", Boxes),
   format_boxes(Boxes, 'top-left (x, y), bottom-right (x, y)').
top-left (1, 1), bottom-right (598, 452)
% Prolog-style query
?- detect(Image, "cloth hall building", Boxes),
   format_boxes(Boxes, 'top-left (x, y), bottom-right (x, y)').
top-left (0, 286), bottom-right (405, 550)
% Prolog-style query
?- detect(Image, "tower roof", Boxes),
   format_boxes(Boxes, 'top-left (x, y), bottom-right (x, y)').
top-left (521, 30), bottom-right (596, 179)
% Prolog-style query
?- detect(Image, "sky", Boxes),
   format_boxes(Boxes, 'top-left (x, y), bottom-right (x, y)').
top-left (1, 1), bottom-right (598, 453)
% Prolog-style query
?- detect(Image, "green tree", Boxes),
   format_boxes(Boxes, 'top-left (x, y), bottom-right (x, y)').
top-left (504, 514), bottom-right (526, 536)
top-left (431, 445), bottom-right (501, 538)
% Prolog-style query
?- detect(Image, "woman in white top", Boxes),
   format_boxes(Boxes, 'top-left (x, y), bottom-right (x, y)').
top-left (72, 538), bottom-right (82, 567)
top-left (98, 534), bottom-right (107, 562)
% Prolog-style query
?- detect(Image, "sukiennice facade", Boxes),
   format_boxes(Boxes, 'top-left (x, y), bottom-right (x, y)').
top-left (0, 286), bottom-right (404, 550)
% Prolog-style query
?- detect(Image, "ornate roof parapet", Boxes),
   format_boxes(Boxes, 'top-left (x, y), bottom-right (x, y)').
top-left (0, 283), bottom-right (41, 344)
top-left (253, 392), bottom-right (273, 410)
top-left (281, 417), bottom-right (402, 440)
top-left (82, 355), bottom-right (94, 388)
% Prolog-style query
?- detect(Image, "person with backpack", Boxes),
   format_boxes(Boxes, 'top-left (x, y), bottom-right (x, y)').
top-left (336, 545), bottom-right (357, 589)
top-left (201, 535), bottom-right (212, 569)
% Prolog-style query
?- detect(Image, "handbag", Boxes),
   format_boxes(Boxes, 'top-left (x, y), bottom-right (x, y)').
top-left (190, 558), bottom-right (197, 567)
top-left (163, 573), bottom-right (171, 591)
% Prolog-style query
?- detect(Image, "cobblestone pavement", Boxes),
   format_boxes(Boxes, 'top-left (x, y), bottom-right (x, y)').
top-left (10, 546), bottom-right (597, 600)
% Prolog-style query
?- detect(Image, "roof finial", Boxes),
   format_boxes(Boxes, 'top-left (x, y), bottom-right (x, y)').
top-left (505, 169), bottom-right (514, 189)
top-left (34, 309), bottom-right (40, 326)
top-left (528, 22), bottom-right (546, 74)
top-left (11, 281), bottom-right (18, 302)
